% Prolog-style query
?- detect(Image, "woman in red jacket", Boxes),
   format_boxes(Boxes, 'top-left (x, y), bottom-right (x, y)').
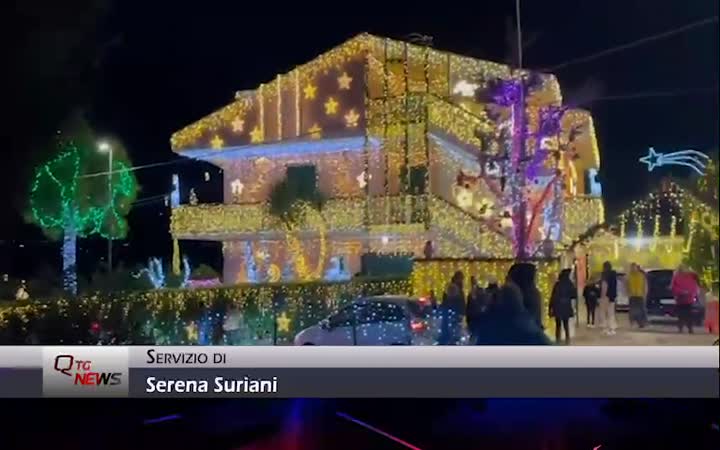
top-left (671, 264), bottom-right (699, 334)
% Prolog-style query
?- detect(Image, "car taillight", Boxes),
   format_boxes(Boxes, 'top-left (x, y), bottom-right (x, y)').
top-left (411, 319), bottom-right (427, 333)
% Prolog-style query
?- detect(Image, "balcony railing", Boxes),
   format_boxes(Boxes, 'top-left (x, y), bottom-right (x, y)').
top-left (171, 196), bottom-right (428, 237)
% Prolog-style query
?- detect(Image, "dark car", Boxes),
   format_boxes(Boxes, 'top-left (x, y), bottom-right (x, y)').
top-left (645, 269), bottom-right (704, 325)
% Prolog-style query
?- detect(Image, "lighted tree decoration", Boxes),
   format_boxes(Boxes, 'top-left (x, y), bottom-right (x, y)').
top-left (469, 73), bottom-right (600, 259)
top-left (685, 155), bottom-right (719, 285)
top-left (29, 133), bottom-right (137, 295)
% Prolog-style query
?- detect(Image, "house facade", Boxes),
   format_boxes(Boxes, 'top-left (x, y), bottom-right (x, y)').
top-left (170, 34), bottom-right (604, 284)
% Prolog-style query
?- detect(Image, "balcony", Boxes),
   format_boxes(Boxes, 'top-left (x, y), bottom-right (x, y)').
top-left (171, 196), bottom-right (428, 239)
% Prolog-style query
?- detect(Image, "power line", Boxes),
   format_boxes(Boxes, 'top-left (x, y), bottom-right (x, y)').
top-left (593, 86), bottom-right (719, 102)
top-left (545, 16), bottom-right (718, 71)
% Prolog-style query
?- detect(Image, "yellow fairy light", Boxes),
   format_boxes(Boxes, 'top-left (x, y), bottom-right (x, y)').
top-left (231, 117), bottom-right (245, 133)
top-left (277, 74), bottom-right (282, 140)
top-left (210, 135), bottom-right (224, 149)
top-left (324, 97), bottom-right (339, 115)
top-left (344, 108), bottom-right (360, 127)
top-left (308, 123), bottom-right (322, 139)
top-left (250, 126), bottom-right (263, 143)
top-left (303, 84), bottom-right (317, 100)
top-left (337, 71), bottom-right (353, 90)
top-left (267, 264), bottom-right (281, 282)
top-left (295, 70), bottom-right (301, 136)
top-left (276, 312), bottom-right (291, 333)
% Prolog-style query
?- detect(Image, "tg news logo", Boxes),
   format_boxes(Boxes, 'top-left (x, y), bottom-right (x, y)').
top-left (54, 354), bottom-right (122, 386)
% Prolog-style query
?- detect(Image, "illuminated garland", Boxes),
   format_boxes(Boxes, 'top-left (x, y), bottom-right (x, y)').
top-left (412, 259), bottom-right (559, 330)
top-left (0, 278), bottom-right (411, 345)
top-left (284, 202), bottom-right (328, 281)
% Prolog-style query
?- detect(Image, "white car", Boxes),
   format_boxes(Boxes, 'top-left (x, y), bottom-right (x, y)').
top-left (615, 272), bottom-right (629, 311)
top-left (294, 295), bottom-right (434, 346)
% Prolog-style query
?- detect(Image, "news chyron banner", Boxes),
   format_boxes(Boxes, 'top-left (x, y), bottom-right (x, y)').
top-left (0, 347), bottom-right (718, 398)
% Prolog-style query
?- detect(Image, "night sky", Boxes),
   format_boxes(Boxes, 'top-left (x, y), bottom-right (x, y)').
top-left (5, 1), bottom-right (718, 277)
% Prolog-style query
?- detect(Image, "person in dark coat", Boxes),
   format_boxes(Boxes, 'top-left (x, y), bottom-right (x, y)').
top-left (507, 263), bottom-right (544, 329)
top-left (583, 279), bottom-right (600, 328)
top-left (439, 271), bottom-right (465, 345)
top-left (550, 270), bottom-right (576, 345)
top-left (474, 283), bottom-right (551, 345)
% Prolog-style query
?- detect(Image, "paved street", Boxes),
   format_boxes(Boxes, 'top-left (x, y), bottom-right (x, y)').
top-left (571, 312), bottom-right (718, 345)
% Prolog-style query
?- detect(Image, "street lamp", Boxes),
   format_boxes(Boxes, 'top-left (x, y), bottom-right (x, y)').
top-left (98, 140), bottom-right (113, 272)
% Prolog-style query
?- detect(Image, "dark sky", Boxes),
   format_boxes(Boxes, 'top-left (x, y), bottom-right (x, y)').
top-left (5, 0), bottom-right (718, 274)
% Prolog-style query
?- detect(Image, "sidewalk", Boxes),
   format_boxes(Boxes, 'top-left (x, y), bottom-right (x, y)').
top-left (570, 312), bottom-right (716, 346)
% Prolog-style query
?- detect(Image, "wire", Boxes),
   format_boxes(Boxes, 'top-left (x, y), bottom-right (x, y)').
top-left (593, 86), bottom-right (718, 102)
top-left (545, 16), bottom-right (718, 71)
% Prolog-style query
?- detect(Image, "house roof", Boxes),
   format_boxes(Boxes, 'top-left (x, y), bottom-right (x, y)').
top-left (169, 33), bottom-right (564, 153)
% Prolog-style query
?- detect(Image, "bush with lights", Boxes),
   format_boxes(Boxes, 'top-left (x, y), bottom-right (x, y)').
top-left (0, 277), bottom-right (410, 345)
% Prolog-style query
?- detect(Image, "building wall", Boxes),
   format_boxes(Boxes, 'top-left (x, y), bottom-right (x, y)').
top-left (219, 149), bottom-right (388, 204)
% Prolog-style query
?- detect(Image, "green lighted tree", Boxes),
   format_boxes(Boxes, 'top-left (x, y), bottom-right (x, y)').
top-left (684, 155), bottom-right (719, 286)
top-left (29, 123), bottom-right (137, 295)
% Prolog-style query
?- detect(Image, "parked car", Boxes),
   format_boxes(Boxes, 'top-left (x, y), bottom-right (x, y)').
top-left (645, 269), bottom-right (704, 325)
top-left (614, 272), bottom-right (629, 311)
top-left (294, 295), bottom-right (434, 346)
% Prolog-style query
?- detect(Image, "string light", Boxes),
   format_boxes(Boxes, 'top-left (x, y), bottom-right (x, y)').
top-left (30, 142), bottom-right (137, 295)
top-left (0, 278), bottom-right (412, 345)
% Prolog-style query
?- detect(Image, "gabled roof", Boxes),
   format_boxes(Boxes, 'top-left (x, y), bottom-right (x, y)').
top-left (170, 33), bottom-right (563, 152)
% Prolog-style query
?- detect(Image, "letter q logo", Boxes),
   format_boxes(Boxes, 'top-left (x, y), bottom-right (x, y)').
top-left (54, 355), bottom-right (74, 376)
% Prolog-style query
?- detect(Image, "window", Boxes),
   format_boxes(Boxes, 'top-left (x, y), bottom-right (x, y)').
top-left (329, 303), bottom-right (366, 328)
top-left (359, 301), bottom-right (406, 324)
top-left (286, 165), bottom-right (317, 199)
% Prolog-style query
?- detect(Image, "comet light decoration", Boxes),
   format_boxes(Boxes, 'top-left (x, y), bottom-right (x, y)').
top-left (640, 147), bottom-right (710, 175)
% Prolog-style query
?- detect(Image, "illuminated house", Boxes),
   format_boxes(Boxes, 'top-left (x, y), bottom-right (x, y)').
top-left (170, 34), bottom-right (604, 284)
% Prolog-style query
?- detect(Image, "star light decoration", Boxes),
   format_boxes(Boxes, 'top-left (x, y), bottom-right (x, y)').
top-left (356, 170), bottom-right (371, 188)
top-left (337, 72), bottom-right (353, 90)
top-left (639, 147), bottom-right (710, 175)
top-left (303, 84), bottom-right (317, 100)
top-left (276, 312), bottom-right (291, 333)
top-left (185, 321), bottom-right (198, 343)
top-left (344, 108), bottom-right (360, 128)
top-left (308, 123), bottom-right (322, 139)
top-left (250, 126), bottom-right (263, 143)
top-left (324, 97), bottom-right (339, 115)
top-left (231, 117), bottom-right (245, 133)
top-left (210, 135), bottom-right (224, 149)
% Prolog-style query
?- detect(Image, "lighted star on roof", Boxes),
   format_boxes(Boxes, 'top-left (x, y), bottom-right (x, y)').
top-left (210, 135), bottom-right (224, 149)
top-left (308, 123), bottom-right (322, 139)
top-left (338, 72), bottom-right (353, 90)
top-left (303, 84), bottom-right (317, 100)
top-left (231, 117), bottom-right (245, 133)
top-left (250, 126), bottom-right (263, 143)
top-left (324, 97), bottom-right (339, 115)
top-left (344, 109), bottom-right (360, 128)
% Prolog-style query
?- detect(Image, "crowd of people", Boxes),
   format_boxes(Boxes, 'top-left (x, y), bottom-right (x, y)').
top-left (436, 260), bottom-right (707, 346)
top-left (437, 262), bottom-right (551, 346)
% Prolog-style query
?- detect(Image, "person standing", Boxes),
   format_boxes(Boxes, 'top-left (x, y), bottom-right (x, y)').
top-left (627, 263), bottom-right (648, 328)
top-left (671, 264), bottom-right (699, 334)
top-left (439, 271), bottom-right (465, 345)
top-left (582, 278), bottom-right (600, 328)
top-left (507, 263), bottom-right (544, 330)
top-left (465, 276), bottom-right (485, 343)
top-left (549, 270), bottom-right (575, 345)
top-left (599, 261), bottom-right (618, 336)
